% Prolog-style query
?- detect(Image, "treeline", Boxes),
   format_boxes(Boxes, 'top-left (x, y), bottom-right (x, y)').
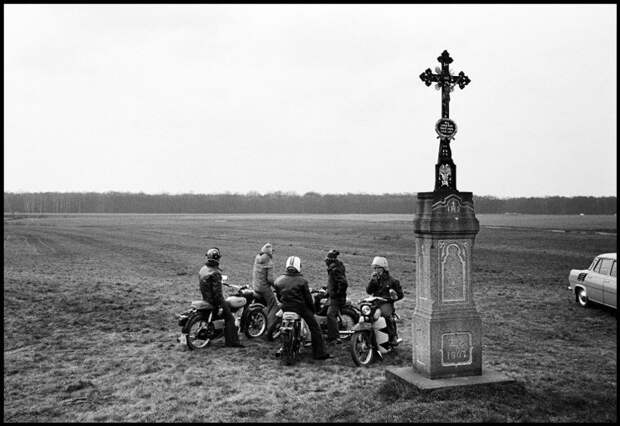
top-left (3, 192), bottom-right (617, 215)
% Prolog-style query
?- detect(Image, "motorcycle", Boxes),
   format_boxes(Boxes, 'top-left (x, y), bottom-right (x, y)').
top-left (277, 310), bottom-right (311, 366)
top-left (267, 287), bottom-right (360, 341)
top-left (176, 275), bottom-right (268, 350)
top-left (350, 293), bottom-right (402, 367)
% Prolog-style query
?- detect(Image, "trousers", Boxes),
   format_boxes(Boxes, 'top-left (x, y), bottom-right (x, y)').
top-left (326, 297), bottom-right (346, 341)
top-left (297, 306), bottom-right (328, 358)
top-left (378, 302), bottom-right (397, 342)
top-left (220, 301), bottom-right (240, 346)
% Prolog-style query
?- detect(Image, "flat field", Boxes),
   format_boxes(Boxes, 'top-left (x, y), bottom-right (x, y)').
top-left (3, 213), bottom-right (617, 422)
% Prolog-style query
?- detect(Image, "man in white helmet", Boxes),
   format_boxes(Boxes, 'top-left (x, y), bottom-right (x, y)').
top-left (251, 242), bottom-right (278, 339)
top-left (274, 256), bottom-right (331, 360)
top-left (366, 256), bottom-right (404, 346)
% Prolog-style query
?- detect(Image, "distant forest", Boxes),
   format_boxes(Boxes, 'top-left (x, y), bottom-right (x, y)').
top-left (3, 192), bottom-right (616, 215)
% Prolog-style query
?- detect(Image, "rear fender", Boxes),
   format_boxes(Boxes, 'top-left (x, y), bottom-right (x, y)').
top-left (182, 311), bottom-right (209, 334)
top-left (249, 302), bottom-right (266, 310)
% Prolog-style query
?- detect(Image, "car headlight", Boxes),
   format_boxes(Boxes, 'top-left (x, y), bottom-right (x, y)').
top-left (361, 305), bottom-right (371, 316)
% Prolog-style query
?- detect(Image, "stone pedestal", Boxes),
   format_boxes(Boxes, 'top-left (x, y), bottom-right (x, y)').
top-left (386, 189), bottom-right (513, 391)
top-left (412, 189), bottom-right (481, 379)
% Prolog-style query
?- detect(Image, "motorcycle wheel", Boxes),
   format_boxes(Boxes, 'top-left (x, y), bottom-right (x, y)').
top-left (350, 330), bottom-right (374, 367)
top-left (244, 308), bottom-right (267, 338)
top-left (338, 310), bottom-right (359, 337)
top-left (185, 314), bottom-right (212, 350)
top-left (280, 329), bottom-right (297, 366)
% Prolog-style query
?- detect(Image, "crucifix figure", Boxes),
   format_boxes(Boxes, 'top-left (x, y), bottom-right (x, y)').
top-left (420, 50), bottom-right (470, 191)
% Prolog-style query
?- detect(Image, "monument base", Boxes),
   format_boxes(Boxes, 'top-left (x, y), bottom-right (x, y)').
top-left (385, 366), bottom-right (514, 392)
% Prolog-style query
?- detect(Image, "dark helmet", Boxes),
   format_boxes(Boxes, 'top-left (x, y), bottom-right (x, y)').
top-left (205, 247), bottom-right (222, 263)
top-left (325, 249), bottom-right (340, 262)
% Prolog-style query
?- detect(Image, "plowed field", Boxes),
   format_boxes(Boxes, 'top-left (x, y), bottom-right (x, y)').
top-left (3, 214), bottom-right (617, 422)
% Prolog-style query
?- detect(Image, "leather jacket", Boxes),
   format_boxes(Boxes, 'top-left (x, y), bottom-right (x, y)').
top-left (199, 264), bottom-right (225, 308)
top-left (366, 271), bottom-right (404, 301)
top-left (274, 271), bottom-right (315, 314)
top-left (326, 259), bottom-right (348, 301)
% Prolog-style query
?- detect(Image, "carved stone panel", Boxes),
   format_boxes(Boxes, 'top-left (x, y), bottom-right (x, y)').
top-left (440, 332), bottom-right (472, 367)
top-left (439, 240), bottom-right (468, 303)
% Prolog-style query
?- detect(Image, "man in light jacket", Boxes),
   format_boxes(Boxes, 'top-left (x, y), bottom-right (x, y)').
top-left (252, 242), bottom-right (278, 339)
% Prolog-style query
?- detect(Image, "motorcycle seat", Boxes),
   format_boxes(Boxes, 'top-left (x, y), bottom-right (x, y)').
top-left (282, 311), bottom-right (301, 321)
top-left (191, 300), bottom-right (213, 310)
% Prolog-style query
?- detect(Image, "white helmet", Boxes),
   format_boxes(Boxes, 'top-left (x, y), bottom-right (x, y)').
top-left (371, 256), bottom-right (389, 271)
top-left (285, 256), bottom-right (302, 273)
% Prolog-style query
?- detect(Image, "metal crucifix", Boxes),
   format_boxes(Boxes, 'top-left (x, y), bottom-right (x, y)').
top-left (420, 50), bottom-right (470, 191)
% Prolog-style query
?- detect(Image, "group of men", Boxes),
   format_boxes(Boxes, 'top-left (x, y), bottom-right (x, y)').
top-left (198, 242), bottom-right (404, 360)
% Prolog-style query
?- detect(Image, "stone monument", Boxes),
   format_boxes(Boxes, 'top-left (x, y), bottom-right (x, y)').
top-left (386, 50), bottom-right (513, 390)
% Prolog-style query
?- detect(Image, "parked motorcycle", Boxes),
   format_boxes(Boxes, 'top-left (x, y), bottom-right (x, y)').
top-left (176, 276), bottom-right (268, 350)
top-left (277, 310), bottom-right (311, 366)
top-left (267, 287), bottom-right (360, 341)
top-left (350, 294), bottom-right (402, 366)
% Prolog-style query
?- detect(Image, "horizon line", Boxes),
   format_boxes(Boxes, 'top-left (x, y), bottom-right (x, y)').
top-left (3, 190), bottom-right (617, 199)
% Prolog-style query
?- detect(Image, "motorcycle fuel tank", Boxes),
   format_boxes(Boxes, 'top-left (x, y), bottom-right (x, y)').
top-left (226, 296), bottom-right (247, 308)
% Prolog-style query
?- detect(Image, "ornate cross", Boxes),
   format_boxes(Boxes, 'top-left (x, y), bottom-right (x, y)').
top-left (419, 50), bottom-right (471, 191)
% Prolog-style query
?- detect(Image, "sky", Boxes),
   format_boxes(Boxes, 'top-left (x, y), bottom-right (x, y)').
top-left (4, 4), bottom-right (617, 197)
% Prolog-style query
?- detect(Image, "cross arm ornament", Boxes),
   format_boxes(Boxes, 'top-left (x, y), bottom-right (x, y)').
top-left (420, 68), bottom-right (439, 87)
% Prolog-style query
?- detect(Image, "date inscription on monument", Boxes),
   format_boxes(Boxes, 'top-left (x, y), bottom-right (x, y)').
top-left (441, 332), bottom-right (472, 366)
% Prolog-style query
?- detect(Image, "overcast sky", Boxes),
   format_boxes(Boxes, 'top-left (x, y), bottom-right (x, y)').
top-left (4, 4), bottom-right (617, 197)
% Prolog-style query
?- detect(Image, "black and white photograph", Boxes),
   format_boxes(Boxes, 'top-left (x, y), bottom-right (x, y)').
top-left (3, 4), bottom-right (616, 422)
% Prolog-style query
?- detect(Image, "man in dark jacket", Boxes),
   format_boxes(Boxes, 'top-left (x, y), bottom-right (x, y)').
top-left (274, 256), bottom-right (330, 360)
top-left (199, 247), bottom-right (243, 348)
top-left (366, 256), bottom-right (404, 346)
top-left (324, 249), bottom-right (348, 344)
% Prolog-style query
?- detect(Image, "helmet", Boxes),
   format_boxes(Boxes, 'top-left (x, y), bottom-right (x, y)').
top-left (285, 256), bottom-right (302, 273)
top-left (206, 247), bottom-right (222, 262)
top-left (371, 256), bottom-right (388, 271)
top-left (261, 242), bottom-right (273, 255)
top-left (325, 249), bottom-right (340, 261)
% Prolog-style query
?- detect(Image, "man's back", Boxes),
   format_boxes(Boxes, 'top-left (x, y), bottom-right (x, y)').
top-left (199, 264), bottom-right (223, 307)
top-left (274, 272), bottom-right (313, 313)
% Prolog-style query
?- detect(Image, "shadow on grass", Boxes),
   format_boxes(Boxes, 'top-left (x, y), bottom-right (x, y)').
top-left (375, 378), bottom-right (616, 422)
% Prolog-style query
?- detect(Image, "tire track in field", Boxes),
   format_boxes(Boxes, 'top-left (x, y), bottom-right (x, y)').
top-left (25, 226), bottom-right (189, 276)
top-left (483, 225), bottom-right (616, 235)
top-left (36, 237), bottom-right (56, 254)
top-left (22, 236), bottom-right (39, 255)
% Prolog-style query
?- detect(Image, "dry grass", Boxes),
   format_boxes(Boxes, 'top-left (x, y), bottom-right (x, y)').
top-left (3, 214), bottom-right (617, 422)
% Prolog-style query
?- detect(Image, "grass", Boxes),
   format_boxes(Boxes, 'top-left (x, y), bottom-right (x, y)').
top-left (3, 213), bottom-right (617, 422)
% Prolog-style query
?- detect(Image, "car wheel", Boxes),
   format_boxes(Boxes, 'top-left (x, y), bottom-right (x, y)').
top-left (576, 288), bottom-right (589, 307)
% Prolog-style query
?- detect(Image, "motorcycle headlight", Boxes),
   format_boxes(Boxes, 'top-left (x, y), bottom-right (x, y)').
top-left (361, 305), bottom-right (371, 316)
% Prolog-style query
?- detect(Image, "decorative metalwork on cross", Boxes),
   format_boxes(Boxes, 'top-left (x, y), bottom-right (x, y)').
top-left (419, 50), bottom-right (471, 192)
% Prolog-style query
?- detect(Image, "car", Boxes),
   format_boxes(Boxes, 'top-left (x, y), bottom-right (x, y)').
top-left (568, 252), bottom-right (616, 309)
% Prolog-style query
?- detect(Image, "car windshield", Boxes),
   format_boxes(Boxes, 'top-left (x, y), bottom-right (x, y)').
top-left (589, 258), bottom-right (600, 271)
